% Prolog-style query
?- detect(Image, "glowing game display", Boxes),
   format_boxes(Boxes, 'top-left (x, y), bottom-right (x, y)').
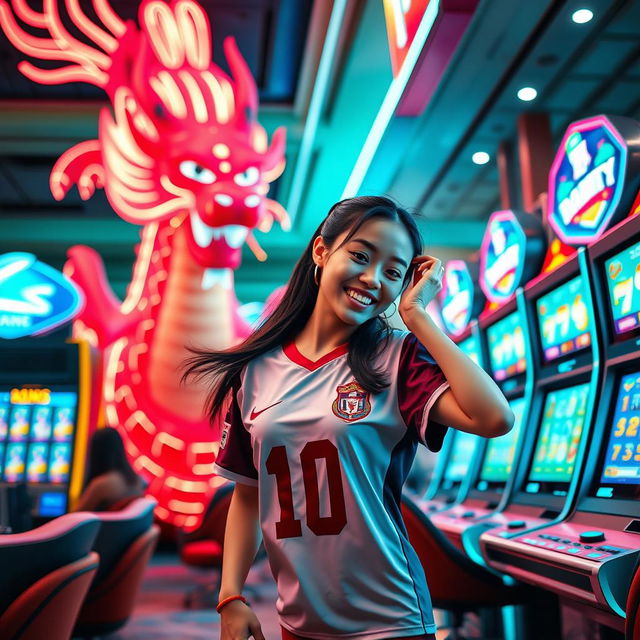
top-left (4, 443), bottom-right (26, 482)
top-left (605, 241), bottom-right (640, 336)
top-left (547, 115), bottom-right (640, 245)
top-left (486, 312), bottom-right (526, 381)
top-left (0, 390), bottom-right (77, 485)
top-left (458, 335), bottom-right (481, 366)
top-left (444, 431), bottom-right (479, 482)
top-left (27, 443), bottom-right (49, 483)
top-left (536, 276), bottom-right (592, 363)
top-left (528, 383), bottom-right (590, 484)
top-left (479, 396), bottom-right (526, 483)
top-left (598, 372), bottom-right (640, 487)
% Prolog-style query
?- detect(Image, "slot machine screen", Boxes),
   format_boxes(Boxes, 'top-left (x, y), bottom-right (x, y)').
top-left (536, 276), bottom-right (592, 363)
top-left (477, 396), bottom-right (526, 486)
top-left (0, 388), bottom-right (78, 516)
top-left (604, 240), bottom-right (640, 340)
top-left (443, 431), bottom-right (479, 484)
top-left (592, 371), bottom-right (640, 500)
top-left (486, 312), bottom-right (526, 381)
top-left (524, 382), bottom-right (590, 494)
top-left (458, 335), bottom-right (482, 367)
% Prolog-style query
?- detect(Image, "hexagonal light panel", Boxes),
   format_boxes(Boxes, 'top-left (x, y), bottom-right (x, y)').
top-left (547, 115), bottom-right (640, 245)
top-left (439, 260), bottom-right (477, 336)
top-left (479, 210), bottom-right (527, 304)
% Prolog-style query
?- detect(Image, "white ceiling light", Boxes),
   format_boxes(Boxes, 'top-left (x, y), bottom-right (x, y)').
top-left (572, 9), bottom-right (594, 24)
top-left (472, 151), bottom-right (490, 165)
top-left (517, 86), bottom-right (538, 102)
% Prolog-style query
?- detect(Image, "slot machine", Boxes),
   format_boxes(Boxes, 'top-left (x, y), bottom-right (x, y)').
top-left (479, 248), bottom-right (601, 561)
top-left (0, 253), bottom-right (91, 527)
top-left (429, 209), bottom-right (545, 553)
top-left (0, 340), bottom-right (91, 526)
top-left (476, 113), bottom-right (640, 629)
top-left (429, 298), bottom-right (532, 551)
top-left (478, 216), bottom-right (640, 629)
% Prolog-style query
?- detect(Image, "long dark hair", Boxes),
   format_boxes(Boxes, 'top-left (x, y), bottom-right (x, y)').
top-left (184, 196), bottom-right (424, 423)
top-left (84, 427), bottom-right (139, 488)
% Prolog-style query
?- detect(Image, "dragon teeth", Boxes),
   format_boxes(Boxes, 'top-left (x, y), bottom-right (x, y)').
top-left (190, 212), bottom-right (249, 249)
top-left (190, 211), bottom-right (213, 248)
top-left (224, 225), bottom-right (249, 248)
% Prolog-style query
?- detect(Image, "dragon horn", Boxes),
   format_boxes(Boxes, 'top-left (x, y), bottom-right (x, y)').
top-left (262, 126), bottom-right (287, 177)
top-left (223, 36), bottom-right (257, 128)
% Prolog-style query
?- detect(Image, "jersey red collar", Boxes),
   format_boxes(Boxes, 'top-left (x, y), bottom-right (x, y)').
top-left (283, 341), bottom-right (348, 371)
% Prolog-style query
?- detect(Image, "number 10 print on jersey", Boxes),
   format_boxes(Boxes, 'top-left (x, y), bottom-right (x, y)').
top-left (266, 440), bottom-right (347, 538)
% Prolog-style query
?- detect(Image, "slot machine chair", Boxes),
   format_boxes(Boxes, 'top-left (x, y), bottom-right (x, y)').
top-left (626, 559), bottom-right (640, 640)
top-left (178, 482), bottom-right (235, 608)
top-left (0, 512), bottom-right (100, 640)
top-left (73, 497), bottom-right (159, 638)
top-left (401, 494), bottom-right (560, 640)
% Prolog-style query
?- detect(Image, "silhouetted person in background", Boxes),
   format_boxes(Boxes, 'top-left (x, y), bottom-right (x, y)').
top-left (75, 427), bottom-right (145, 512)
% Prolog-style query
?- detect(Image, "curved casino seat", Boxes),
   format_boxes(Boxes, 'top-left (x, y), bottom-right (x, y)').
top-left (0, 512), bottom-right (100, 615)
top-left (0, 512), bottom-right (101, 640)
top-left (73, 497), bottom-right (159, 637)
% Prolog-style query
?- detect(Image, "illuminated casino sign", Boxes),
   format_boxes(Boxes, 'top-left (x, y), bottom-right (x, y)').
top-left (439, 260), bottom-right (483, 336)
top-left (0, 253), bottom-right (83, 339)
top-left (479, 210), bottom-right (545, 304)
top-left (383, 0), bottom-right (432, 76)
top-left (548, 115), bottom-right (640, 245)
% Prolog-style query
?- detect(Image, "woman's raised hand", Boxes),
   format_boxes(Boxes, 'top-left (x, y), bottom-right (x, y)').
top-left (220, 600), bottom-right (266, 640)
top-left (398, 255), bottom-right (444, 324)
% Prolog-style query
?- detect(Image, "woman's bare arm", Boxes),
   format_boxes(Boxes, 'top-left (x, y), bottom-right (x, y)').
top-left (219, 482), bottom-right (262, 600)
top-left (404, 310), bottom-right (514, 438)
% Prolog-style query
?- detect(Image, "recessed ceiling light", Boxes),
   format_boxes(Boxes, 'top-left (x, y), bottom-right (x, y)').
top-left (472, 151), bottom-right (490, 165)
top-left (572, 9), bottom-right (594, 24)
top-left (517, 87), bottom-right (538, 102)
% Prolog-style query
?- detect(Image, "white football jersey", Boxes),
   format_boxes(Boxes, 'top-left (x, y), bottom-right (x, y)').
top-left (214, 329), bottom-right (449, 639)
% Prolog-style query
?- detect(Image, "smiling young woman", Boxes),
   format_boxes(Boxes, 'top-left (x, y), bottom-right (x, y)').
top-left (184, 196), bottom-right (513, 640)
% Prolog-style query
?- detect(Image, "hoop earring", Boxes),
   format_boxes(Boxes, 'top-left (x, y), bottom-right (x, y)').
top-left (382, 302), bottom-right (397, 319)
top-left (314, 265), bottom-right (320, 286)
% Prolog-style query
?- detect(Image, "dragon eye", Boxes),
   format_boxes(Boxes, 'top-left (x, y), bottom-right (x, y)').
top-left (179, 160), bottom-right (216, 184)
top-left (233, 166), bottom-right (260, 187)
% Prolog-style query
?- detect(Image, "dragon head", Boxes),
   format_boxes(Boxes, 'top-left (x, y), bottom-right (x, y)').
top-left (100, 0), bottom-right (288, 271)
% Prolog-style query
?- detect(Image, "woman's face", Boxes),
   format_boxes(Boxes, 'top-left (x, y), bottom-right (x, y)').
top-left (313, 217), bottom-right (415, 328)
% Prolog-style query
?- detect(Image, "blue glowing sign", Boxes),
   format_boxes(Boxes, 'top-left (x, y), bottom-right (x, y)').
top-left (0, 253), bottom-right (83, 339)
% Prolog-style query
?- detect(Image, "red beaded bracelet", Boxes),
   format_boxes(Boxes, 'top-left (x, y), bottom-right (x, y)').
top-left (216, 594), bottom-right (248, 613)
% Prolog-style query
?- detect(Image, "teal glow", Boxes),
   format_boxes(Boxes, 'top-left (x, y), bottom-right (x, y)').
top-left (342, 0), bottom-right (441, 197)
top-left (286, 0), bottom-right (350, 219)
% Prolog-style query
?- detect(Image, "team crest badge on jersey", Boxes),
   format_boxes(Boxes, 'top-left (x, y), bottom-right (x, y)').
top-left (332, 381), bottom-right (371, 422)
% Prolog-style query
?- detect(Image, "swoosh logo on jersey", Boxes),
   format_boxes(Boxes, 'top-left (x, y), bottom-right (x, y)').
top-left (250, 400), bottom-right (283, 420)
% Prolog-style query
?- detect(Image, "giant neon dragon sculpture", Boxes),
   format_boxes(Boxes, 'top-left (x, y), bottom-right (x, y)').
top-left (0, 0), bottom-right (288, 528)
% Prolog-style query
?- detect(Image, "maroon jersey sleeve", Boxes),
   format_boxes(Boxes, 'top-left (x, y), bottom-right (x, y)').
top-left (213, 383), bottom-right (258, 486)
top-left (397, 333), bottom-right (450, 451)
